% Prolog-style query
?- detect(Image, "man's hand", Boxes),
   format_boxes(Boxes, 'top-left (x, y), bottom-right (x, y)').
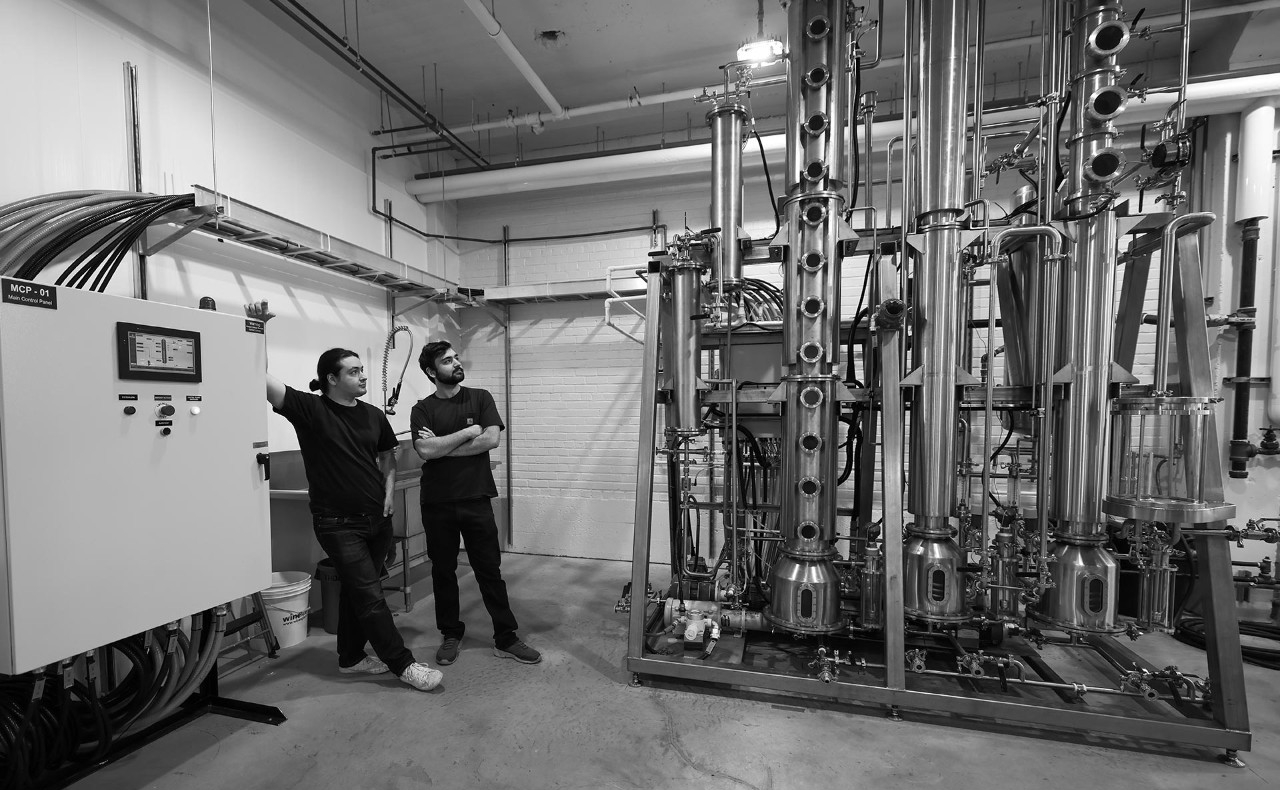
top-left (462, 424), bottom-right (483, 440)
top-left (383, 498), bottom-right (395, 518)
top-left (245, 300), bottom-right (275, 323)
top-left (417, 428), bottom-right (436, 442)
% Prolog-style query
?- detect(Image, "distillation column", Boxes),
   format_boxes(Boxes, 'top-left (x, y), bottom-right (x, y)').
top-left (902, 0), bottom-right (970, 623)
top-left (1036, 3), bottom-right (1132, 632)
top-left (765, 0), bottom-right (849, 634)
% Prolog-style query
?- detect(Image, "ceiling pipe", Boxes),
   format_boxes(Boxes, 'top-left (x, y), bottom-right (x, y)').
top-left (871, 0), bottom-right (1280, 71)
top-left (264, 0), bottom-right (487, 168)
top-left (460, 0), bottom-right (564, 117)
top-left (397, 1), bottom-right (1277, 144)
top-left (388, 74), bottom-right (787, 142)
top-left (406, 73), bottom-right (1280, 204)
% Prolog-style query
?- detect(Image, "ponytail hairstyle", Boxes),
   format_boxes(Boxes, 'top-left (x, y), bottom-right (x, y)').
top-left (310, 348), bottom-right (360, 393)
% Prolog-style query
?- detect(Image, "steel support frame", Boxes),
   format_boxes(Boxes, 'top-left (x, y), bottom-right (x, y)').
top-left (623, 234), bottom-right (1252, 753)
top-left (624, 655), bottom-right (1250, 751)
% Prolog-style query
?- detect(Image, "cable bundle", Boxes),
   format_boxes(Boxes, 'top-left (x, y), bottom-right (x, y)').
top-left (0, 191), bottom-right (197, 289)
top-left (737, 278), bottom-right (784, 323)
top-left (1174, 617), bottom-right (1280, 671)
top-left (0, 608), bottom-right (227, 789)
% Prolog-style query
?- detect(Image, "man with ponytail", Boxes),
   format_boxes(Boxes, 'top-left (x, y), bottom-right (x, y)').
top-left (245, 301), bottom-right (443, 692)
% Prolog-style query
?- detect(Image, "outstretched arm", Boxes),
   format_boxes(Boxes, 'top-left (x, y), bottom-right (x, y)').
top-left (245, 300), bottom-right (286, 410)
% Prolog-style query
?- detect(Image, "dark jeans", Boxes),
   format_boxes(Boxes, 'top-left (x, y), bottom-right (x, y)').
top-left (312, 513), bottom-right (415, 675)
top-left (421, 498), bottom-right (519, 649)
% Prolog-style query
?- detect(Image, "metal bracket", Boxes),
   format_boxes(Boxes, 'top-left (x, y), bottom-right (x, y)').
top-left (143, 205), bottom-right (220, 256)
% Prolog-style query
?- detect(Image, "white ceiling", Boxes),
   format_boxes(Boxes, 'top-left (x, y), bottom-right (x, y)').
top-left (255, 0), bottom-right (1268, 175)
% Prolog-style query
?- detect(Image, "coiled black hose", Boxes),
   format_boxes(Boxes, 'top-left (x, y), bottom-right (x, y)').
top-left (1174, 618), bottom-right (1280, 670)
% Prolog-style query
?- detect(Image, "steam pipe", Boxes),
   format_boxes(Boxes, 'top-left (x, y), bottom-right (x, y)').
top-left (405, 74), bottom-right (1280, 203)
top-left (264, 0), bottom-right (486, 169)
top-left (981, 225), bottom-right (1064, 546)
top-left (970, 0), bottom-right (986, 203)
top-left (1153, 213), bottom-right (1217, 395)
top-left (460, 0), bottom-right (564, 117)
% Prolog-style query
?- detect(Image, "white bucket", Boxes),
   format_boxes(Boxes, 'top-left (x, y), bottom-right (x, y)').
top-left (261, 571), bottom-right (312, 649)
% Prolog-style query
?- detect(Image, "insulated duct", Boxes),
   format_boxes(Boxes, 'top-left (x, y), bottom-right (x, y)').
top-left (406, 74), bottom-right (1280, 203)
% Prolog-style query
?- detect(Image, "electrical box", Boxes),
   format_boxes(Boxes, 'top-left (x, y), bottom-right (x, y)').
top-left (0, 279), bottom-right (271, 674)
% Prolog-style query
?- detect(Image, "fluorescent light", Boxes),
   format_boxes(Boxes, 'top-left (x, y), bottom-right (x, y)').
top-left (736, 38), bottom-right (784, 67)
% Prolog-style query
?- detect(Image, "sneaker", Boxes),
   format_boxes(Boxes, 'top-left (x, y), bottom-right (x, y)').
top-left (338, 656), bottom-right (389, 675)
top-left (436, 637), bottom-right (461, 665)
top-left (398, 662), bottom-right (443, 691)
top-left (493, 640), bottom-right (542, 664)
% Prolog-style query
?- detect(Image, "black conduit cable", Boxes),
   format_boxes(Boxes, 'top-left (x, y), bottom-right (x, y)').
top-left (92, 196), bottom-right (196, 291)
top-left (24, 198), bottom-right (164, 283)
top-left (64, 201), bottom-right (164, 288)
top-left (837, 415), bottom-right (859, 485)
top-left (753, 130), bottom-right (781, 237)
top-left (1052, 90), bottom-right (1073, 191)
top-left (990, 424), bottom-right (1014, 465)
top-left (1174, 618), bottom-right (1280, 670)
top-left (845, 308), bottom-right (869, 387)
top-left (48, 198), bottom-right (174, 286)
top-left (1054, 193), bottom-right (1116, 223)
top-left (83, 196), bottom-right (194, 290)
top-left (845, 247), bottom-right (876, 385)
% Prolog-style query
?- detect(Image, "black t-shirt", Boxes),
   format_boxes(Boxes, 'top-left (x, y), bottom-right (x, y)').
top-left (275, 386), bottom-right (398, 516)
top-left (410, 386), bottom-right (504, 502)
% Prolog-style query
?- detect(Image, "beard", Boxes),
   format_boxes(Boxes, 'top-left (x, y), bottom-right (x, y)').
top-left (437, 367), bottom-right (465, 385)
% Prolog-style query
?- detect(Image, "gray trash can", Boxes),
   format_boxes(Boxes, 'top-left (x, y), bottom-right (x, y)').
top-left (315, 559), bottom-right (341, 635)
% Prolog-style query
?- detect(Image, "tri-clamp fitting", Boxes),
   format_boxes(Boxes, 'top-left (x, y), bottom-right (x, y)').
top-left (809, 646), bottom-right (854, 683)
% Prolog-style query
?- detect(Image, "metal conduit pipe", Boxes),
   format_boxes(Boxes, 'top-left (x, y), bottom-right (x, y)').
top-left (459, 0), bottom-right (563, 117)
top-left (1154, 214), bottom-right (1217, 395)
top-left (265, 0), bottom-right (486, 168)
top-left (383, 75), bottom-right (789, 143)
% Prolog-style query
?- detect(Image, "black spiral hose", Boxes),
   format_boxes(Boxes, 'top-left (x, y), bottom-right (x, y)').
top-left (1174, 618), bottom-right (1280, 670)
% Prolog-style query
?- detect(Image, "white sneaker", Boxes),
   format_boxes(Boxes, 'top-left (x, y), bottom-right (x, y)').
top-left (398, 662), bottom-right (443, 691)
top-left (338, 656), bottom-right (390, 675)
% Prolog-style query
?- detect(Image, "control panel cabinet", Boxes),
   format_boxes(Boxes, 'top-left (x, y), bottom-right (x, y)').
top-left (0, 279), bottom-right (271, 674)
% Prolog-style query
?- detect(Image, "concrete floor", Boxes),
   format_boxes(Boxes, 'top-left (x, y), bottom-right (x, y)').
top-left (83, 554), bottom-right (1278, 790)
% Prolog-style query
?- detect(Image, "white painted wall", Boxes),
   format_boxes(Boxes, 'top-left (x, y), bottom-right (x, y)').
top-left (0, 0), bottom-right (458, 445)
top-left (1, 0), bottom-right (466, 580)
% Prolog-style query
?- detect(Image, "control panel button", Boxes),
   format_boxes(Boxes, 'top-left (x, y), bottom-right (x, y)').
top-left (190, 406), bottom-right (201, 416)
top-left (155, 403), bottom-right (176, 418)
top-left (160, 427), bottom-right (172, 436)
top-left (123, 406), bottom-right (136, 415)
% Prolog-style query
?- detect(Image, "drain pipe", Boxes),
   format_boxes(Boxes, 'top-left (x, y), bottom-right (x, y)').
top-left (1236, 101), bottom-right (1280, 451)
top-left (461, 0), bottom-right (564, 117)
top-left (1230, 214), bottom-right (1263, 477)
